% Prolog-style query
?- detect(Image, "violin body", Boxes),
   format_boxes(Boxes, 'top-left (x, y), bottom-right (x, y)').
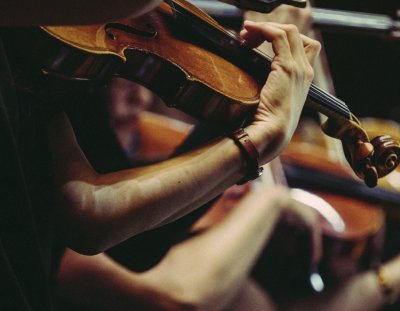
top-left (29, 1), bottom-right (262, 128)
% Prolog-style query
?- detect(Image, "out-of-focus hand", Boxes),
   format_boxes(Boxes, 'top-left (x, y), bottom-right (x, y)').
top-left (244, 1), bottom-right (313, 35)
top-left (377, 254), bottom-right (400, 303)
top-left (194, 183), bottom-right (323, 271)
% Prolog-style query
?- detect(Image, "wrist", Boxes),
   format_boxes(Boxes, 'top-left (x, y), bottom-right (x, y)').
top-left (244, 123), bottom-right (287, 165)
top-left (228, 128), bottom-right (263, 185)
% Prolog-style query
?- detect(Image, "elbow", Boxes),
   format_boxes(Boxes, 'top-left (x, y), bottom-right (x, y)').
top-left (155, 291), bottom-right (205, 311)
top-left (60, 211), bottom-right (111, 256)
top-left (56, 183), bottom-right (113, 255)
top-left (64, 231), bottom-right (108, 256)
top-left (56, 180), bottom-right (148, 255)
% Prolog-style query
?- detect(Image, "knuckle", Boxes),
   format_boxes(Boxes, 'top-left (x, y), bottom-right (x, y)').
top-left (304, 64), bottom-right (315, 80)
top-left (275, 28), bottom-right (288, 41)
top-left (283, 59), bottom-right (296, 74)
top-left (310, 39), bottom-right (322, 52)
top-left (285, 23), bottom-right (299, 34)
top-left (302, 7), bottom-right (312, 20)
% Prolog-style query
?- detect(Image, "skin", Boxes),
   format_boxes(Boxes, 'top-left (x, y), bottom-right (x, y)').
top-left (56, 184), bottom-right (320, 311)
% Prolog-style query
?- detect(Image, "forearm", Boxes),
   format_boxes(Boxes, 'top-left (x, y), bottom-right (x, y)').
top-left (147, 186), bottom-right (287, 310)
top-left (57, 249), bottom-right (276, 311)
top-left (48, 112), bottom-right (281, 254)
top-left (57, 249), bottom-right (184, 311)
top-left (56, 187), bottom-right (287, 311)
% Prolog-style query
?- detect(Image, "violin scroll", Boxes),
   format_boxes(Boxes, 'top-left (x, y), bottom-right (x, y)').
top-left (320, 115), bottom-right (400, 188)
top-left (370, 135), bottom-right (400, 178)
top-left (347, 135), bottom-right (400, 187)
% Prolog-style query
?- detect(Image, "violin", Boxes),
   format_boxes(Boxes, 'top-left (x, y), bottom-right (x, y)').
top-left (194, 155), bottom-right (387, 299)
top-left (275, 115), bottom-right (400, 292)
top-left (12, 0), bottom-right (400, 186)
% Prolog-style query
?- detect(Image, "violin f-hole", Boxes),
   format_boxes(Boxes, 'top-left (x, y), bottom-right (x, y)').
top-left (105, 22), bottom-right (157, 40)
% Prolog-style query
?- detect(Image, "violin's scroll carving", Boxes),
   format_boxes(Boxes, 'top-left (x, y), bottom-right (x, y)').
top-left (321, 115), bottom-right (400, 188)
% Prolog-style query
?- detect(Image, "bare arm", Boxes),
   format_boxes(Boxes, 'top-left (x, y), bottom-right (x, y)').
top-left (56, 185), bottom-right (400, 311)
top-left (0, 0), bottom-right (161, 26)
top-left (56, 185), bottom-right (316, 311)
top-left (48, 111), bottom-right (246, 254)
top-left (57, 249), bottom-right (188, 311)
top-left (57, 250), bottom-right (274, 311)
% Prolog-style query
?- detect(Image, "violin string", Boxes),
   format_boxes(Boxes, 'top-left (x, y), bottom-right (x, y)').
top-left (255, 49), bottom-right (351, 119)
top-left (307, 81), bottom-right (347, 110)
top-left (309, 85), bottom-right (350, 119)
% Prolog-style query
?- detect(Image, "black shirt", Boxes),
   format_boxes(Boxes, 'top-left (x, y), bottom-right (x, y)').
top-left (0, 35), bottom-right (58, 311)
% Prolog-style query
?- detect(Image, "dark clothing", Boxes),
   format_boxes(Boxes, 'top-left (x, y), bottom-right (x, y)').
top-left (0, 36), bottom-right (58, 310)
top-left (315, 0), bottom-right (400, 121)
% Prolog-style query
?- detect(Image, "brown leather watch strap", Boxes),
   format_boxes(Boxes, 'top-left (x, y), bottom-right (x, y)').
top-left (230, 128), bottom-right (263, 185)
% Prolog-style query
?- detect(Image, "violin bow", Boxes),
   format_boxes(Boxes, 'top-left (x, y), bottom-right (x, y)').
top-left (219, 0), bottom-right (306, 13)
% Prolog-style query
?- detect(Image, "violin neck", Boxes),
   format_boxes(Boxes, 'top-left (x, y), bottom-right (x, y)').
top-left (251, 48), bottom-right (351, 121)
top-left (251, 53), bottom-right (352, 121)
top-left (306, 84), bottom-right (350, 120)
top-left (219, 0), bottom-right (307, 13)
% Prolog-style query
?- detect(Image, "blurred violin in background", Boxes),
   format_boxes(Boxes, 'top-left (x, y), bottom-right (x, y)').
top-left (193, 117), bottom-right (400, 300)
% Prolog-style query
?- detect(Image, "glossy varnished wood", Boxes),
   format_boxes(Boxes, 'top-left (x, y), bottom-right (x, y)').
top-left (42, 1), bottom-right (260, 127)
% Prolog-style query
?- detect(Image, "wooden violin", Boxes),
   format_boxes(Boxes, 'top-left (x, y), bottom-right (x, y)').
top-left (12, 0), bottom-right (400, 186)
